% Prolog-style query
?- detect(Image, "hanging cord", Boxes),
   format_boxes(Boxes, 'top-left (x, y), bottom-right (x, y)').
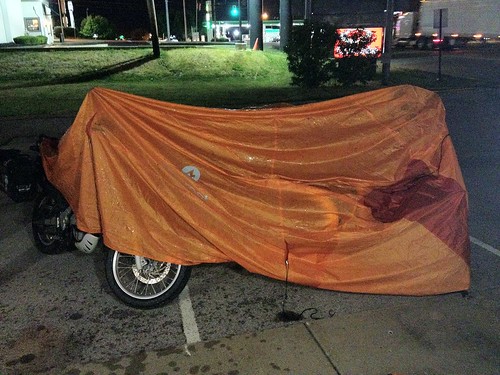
top-left (276, 247), bottom-right (302, 322)
top-left (436, 134), bottom-right (450, 174)
top-left (276, 241), bottom-right (332, 322)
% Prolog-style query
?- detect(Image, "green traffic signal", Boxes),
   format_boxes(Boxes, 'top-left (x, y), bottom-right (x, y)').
top-left (230, 5), bottom-right (239, 17)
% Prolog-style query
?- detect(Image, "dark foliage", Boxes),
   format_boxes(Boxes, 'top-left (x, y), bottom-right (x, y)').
top-left (334, 28), bottom-right (379, 86)
top-left (284, 20), bottom-right (338, 88)
top-left (80, 15), bottom-right (116, 40)
top-left (13, 35), bottom-right (48, 45)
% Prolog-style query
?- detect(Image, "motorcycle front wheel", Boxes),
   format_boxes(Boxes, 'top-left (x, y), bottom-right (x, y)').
top-left (105, 248), bottom-right (191, 309)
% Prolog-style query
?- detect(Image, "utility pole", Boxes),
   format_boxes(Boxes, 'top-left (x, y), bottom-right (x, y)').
top-left (304, 0), bottom-right (311, 20)
top-left (213, 0), bottom-right (217, 39)
top-left (280, 0), bottom-right (292, 50)
top-left (57, 0), bottom-right (65, 42)
top-left (382, 0), bottom-right (394, 85)
top-left (195, 0), bottom-right (198, 34)
top-left (165, 0), bottom-right (171, 39)
top-left (183, 0), bottom-right (188, 40)
top-left (238, 0), bottom-right (242, 42)
top-left (249, 0), bottom-right (263, 50)
top-left (146, 0), bottom-right (160, 57)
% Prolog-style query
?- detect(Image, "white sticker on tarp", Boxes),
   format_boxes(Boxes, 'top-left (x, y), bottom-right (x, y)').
top-left (182, 166), bottom-right (201, 182)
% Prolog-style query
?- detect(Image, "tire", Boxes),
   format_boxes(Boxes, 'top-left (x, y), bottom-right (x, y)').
top-left (32, 193), bottom-right (68, 254)
top-left (105, 248), bottom-right (191, 309)
top-left (417, 37), bottom-right (433, 50)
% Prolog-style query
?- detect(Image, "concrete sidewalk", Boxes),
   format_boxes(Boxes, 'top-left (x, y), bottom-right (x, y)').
top-left (62, 291), bottom-right (499, 375)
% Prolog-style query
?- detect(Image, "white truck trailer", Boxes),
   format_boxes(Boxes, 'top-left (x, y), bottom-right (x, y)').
top-left (395, 0), bottom-right (500, 49)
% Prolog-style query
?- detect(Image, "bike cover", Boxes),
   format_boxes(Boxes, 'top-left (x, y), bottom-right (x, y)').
top-left (41, 85), bottom-right (470, 295)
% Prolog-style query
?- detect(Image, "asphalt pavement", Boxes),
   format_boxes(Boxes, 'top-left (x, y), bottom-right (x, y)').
top-left (1, 89), bottom-right (499, 375)
top-left (60, 289), bottom-right (499, 375)
top-left (1, 50), bottom-right (499, 375)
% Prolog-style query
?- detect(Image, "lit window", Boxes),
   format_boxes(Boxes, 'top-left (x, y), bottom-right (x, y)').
top-left (25, 18), bottom-right (40, 32)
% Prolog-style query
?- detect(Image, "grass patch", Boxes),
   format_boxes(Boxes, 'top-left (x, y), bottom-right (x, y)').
top-left (0, 47), bottom-right (485, 118)
top-left (0, 49), bottom-right (152, 87)
top-left (0, 48), bottom-right (290, 87)
top-left (136, 48), bottom-right (289, 80)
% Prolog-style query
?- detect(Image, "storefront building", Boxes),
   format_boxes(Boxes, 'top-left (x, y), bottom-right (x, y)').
top-left (0, 0), bottom-right (53, 44)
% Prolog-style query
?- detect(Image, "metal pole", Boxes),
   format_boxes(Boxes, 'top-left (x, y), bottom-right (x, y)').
top-left (304, 0), bottom-right (311, 20)
top-left (165, 0), bottom-right (171, 39)
top-left (146, 0), bottom-right (160, 57)
top-left (279, 0), bottom-right (291, 50)
top-left (382, 0), bottom-right (394, 85)
top-left (238, 0), bottom-right (242, 42)
top-left (213, 0), bottom-right (217, 39)
top-left (438, 9), bottom-right (443, 81)
top-left (249, 0), bottom-right (263, 50)
top-left (57, 0), bottom-right (65, 42)
top-left (195, 0), bottom-right (198, 33)
top-left (183, 0), bottom-right (188, 40)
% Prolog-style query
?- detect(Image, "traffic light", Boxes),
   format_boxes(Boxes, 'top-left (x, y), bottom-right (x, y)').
top-left (230, 5), bottom-right (239, 17)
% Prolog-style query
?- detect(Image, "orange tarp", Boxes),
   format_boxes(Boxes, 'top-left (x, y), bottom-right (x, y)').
top-left (42, 85), bottom-right (470, 295)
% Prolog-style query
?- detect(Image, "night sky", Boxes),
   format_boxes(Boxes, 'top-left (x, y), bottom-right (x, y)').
top-left (57, 0), bottom-right (289, 37)
top-left (55, 1), bottom-right (417, 38)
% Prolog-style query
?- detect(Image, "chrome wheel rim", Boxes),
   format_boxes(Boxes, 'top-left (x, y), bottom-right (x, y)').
top-left (112, 252), bottom-right (182, 300)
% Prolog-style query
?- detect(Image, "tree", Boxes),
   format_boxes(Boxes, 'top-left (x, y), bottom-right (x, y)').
top-left (80, 15), bottom-right (116, 40)
top-left (284, 20), bottom-right (338, 88)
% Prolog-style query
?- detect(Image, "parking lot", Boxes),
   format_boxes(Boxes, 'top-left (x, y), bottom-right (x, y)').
top-left (1, 49), bottom-right (499, 374)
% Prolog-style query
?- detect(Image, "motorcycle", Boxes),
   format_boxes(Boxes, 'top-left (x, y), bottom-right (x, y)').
top-left (30, 136), bottom-right (191, 309)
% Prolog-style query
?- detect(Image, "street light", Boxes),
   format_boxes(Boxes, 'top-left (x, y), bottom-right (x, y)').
top-left (261, 0), bottom-right (267, 20)
top-left (229, 2), bottom-right (242, 42)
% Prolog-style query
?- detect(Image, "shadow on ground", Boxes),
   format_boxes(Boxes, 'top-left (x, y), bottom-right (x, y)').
top-left (4, 54), bottom-right (156, 89)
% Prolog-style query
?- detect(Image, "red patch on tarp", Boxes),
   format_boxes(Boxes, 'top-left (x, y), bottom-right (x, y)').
top-left (365, 160), bottom-right (470, 263)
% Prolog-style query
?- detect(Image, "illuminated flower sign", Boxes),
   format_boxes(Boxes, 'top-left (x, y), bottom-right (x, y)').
top-left (334, 28), bottom-right (383, 58)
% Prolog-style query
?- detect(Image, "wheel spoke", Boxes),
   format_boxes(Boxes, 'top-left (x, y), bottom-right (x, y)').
top-left (109, 250), bottom-right (189, 306)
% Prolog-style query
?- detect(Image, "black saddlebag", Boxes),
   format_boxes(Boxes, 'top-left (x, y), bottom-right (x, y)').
top-left (0, 149), bottom-right (38, 202)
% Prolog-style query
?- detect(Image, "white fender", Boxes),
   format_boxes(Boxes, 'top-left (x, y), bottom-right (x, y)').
top-left (74, 232), bottom-right (100, 254)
